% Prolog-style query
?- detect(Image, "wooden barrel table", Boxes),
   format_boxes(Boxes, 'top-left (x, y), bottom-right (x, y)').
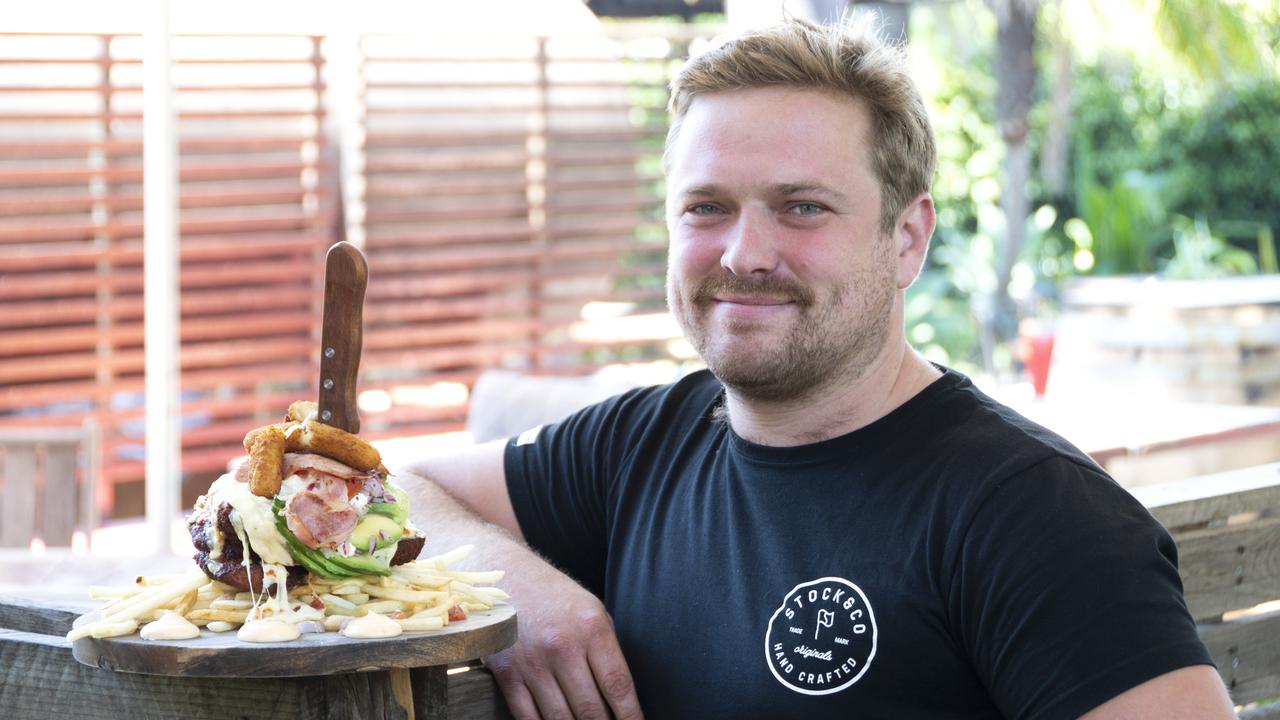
top-left (0, 596), bottom-right (516, 719)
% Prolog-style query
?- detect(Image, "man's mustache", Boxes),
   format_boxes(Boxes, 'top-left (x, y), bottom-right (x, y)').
top-left (689, 274), bottom-right (816, 307)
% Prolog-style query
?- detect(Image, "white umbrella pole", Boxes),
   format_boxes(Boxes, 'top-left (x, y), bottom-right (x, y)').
top-left (143, 0), bottom-right (181, 555)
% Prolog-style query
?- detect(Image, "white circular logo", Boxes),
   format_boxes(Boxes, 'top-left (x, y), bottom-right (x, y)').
top-left (764, 576), bottom-right (878, 696)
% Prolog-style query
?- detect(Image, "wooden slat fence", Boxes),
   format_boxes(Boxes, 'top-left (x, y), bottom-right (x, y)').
top-left (355, 30), bottom-right (704, 439)
top-left (0, 26), bottom-right (721, 519)
top-left (0, 33), bottom-right (336, 518)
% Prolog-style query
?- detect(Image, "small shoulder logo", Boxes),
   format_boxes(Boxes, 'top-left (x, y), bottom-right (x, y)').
top-left (514, 425), bottom-right (543, 446)
top-left (764, 576), bottom-right (877, 696)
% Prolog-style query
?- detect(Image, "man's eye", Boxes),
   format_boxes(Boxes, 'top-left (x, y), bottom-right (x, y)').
top-left (688, 203), bottom-right (723, 215)
top-left (789, 202), bottom-right (825, 216)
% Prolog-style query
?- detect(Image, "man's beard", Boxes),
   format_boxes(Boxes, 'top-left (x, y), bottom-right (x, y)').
top-left (668, 268), bottom-right (894, 403)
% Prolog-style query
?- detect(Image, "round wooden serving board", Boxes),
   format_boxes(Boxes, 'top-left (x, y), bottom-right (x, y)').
top-left (71, 603), bottom-right (516, 678)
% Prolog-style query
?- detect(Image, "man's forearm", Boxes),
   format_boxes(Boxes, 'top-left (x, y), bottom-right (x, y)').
top-left (399, 469), bottom-right (563, 601)
top-left (401, 440), bottom-right (522, 537)
top-left (400, 471), bottom-right (645, 720)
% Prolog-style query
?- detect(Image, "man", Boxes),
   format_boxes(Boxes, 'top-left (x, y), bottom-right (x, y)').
top-left (402, 19), bottom-right (1235, 719)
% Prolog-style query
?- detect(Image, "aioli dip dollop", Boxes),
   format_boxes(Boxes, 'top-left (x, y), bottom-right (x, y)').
top-left (140, 610), bottom-right (202, 641)
top-left (341, 612), bottom-right (403, 639)
top-left (237, 617), bottom-right (302, 643)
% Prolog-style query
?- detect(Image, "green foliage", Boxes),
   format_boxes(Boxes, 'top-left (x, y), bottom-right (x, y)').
top-left (1050, 61), bottom-right (1279, 280)
top-left (1150, 0), bottom-right (1269, 80)
top-left (905, 3), bottom-right (1002, 373)
top-left (1162, 214), bottom-right (1258, 279)
top-left (1153, 79), bottom-right (1280, 251)
top-left (906, 0), bottom-right (1277, 371)
top-left (1066, 63), bottom-right (1173, 192)
top-left (1075, 171), bottom-right (1166, 275)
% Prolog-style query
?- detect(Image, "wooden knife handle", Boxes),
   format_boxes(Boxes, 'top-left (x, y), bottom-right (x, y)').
top-left (318, 241), bottom-right (368, 433)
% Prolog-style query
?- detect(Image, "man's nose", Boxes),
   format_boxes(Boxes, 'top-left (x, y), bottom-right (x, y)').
top-left (720, 208), bottom-right (779, 276)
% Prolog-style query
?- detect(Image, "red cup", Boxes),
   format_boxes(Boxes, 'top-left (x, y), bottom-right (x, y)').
top-left (1025, 333), bottom-right (1055, 398)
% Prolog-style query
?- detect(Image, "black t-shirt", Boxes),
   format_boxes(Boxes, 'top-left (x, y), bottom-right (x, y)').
top-left (504, 368), bottom-right (1212, 719)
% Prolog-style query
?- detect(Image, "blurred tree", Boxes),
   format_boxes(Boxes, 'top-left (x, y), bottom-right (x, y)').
top-left (980, 0), bottom-right (1268, 370)
top-left (989, 0), bottom-right (1038, 351)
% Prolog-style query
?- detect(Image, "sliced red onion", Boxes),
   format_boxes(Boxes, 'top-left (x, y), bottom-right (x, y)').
top-left (363, 475), bottom-right (389, 502)
top-left (296, 621), bottom-right (324, 634)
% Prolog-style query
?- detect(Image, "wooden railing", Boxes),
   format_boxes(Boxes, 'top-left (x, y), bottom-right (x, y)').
top-left (1132, 463), bottom-right (1280, 715)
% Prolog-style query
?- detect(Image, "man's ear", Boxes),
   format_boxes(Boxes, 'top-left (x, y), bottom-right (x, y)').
top-left (893, 193), bottom-right (936, 289)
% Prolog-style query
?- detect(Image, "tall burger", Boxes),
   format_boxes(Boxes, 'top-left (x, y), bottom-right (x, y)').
top-left (187, 401), bottom-right (423, 592)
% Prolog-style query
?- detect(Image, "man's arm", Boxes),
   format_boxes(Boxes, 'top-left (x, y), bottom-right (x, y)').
top-left (404, 441), bottom-right (523, 538)
top-left (399, 441), bottom-right (644, 720)
top-left (1080, 665), bottom-right (1235, 719)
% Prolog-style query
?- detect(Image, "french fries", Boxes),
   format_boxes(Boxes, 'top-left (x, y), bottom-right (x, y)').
top-left (396, 617), bottom-right (445, 632)
top-left (358, 599), bottom-right (406, 616)
top-left (173, 589), bottom-right (199, 617)
top-left (320, 593), bottom-right (358, 614)
top-left (90, 619), bottom-right (139, 638)
top-left (188, 608), bottom-right (252, 624)
top-left (67, 546), bottom-right (506, 643)
top-left (360, 583), bottom-right (448, 605)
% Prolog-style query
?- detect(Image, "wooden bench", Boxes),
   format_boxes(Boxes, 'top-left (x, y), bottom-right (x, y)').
top-left (5, 463), bottom-right (1280, 718)
top-left (1132, 462), bottom-right (1280, 717)
top-left (0, 425), bottom-right (99, 548)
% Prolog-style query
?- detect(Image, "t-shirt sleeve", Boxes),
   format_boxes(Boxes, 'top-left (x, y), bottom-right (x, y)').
top-left (952, 456), bottom-right (1215, 720)
top-left (502, 390), bottom-right (640, 596)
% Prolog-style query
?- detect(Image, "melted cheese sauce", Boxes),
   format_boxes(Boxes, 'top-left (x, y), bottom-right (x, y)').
top-left (140, 611), bottom-right (201, 640)
top-left (203, 474), bottom-right (294, 566)
top-left (341, 612), bottom-right (403, 639)
top-left (236, 564), bottom-right (313, 643)
top-left (237, 563), bottom-right (323, 644)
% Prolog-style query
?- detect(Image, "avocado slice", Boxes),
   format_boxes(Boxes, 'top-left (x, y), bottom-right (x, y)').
top-left (351, 513), bottom-right (403, 553)
top-left (326, 551), bottom-right (392, 577)
top-left (368, 482), bottom-right (408, 526)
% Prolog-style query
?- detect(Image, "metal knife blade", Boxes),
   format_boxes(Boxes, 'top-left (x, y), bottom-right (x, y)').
top-left (317, 241), bottom-right (368, 433)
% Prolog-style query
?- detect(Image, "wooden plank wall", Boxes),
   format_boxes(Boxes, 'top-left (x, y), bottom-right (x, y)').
top-left (355, 30), bottom-right (695, 439)
top-left (0, 33), bottom-right (336, 516)
top-left (0, 26), bottom-right (719, 519)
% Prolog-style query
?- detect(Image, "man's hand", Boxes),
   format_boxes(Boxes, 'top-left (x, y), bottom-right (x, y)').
top-left (486, 563), bottom-right (643, 720)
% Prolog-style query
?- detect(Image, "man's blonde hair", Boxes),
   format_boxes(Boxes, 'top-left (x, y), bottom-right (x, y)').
top-left (666, 18), bottom-right (936, 234)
